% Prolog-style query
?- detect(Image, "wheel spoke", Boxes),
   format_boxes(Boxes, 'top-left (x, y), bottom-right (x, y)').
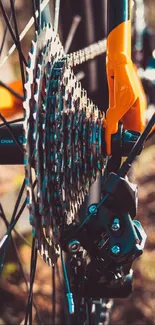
top-left (0, 180), bottom-right (37, 254)
top-left (0, 203), bottom-right (42, 323)
top-left (1, 209), bottom-right (40, 325)
top-left (12, 237), bottom-right (43, 325)
top-left (0, 0), bottom-right (27, 66)
top-left (52, 264), bottom-right (56, 325)
top-left (24, 237), bottom-right (38, 325)
top-left (0, 207), bottom-right (31, 247)
top-left (0, 1), bottom-right (14, 56)
top-left (37, 0), bottom-right (41, 29)
top-left (32, 0), bottom-right (39, 31)
top-left (84, 0), bottom-right (98, 92)
top-left (0, 179), bottom-right (25, 270)
top-left (32, 0), bottom-right (42, 30)
top-left (0, 113), bottom-right (24, 153)
top-left (54, 0), bottom-right (60, 32)
top-left (10, 178), bottom-right (26, 224)
top-left (0, 118), bottom-right (24, 128)
top-left (64, 15), bottom-right (81, 54)
top-left (10, 0), bottom-right (26, 90)
top-left (0, 80), bottom-right (23, 101)
top-left (0, 0), bottom-right (50, 68)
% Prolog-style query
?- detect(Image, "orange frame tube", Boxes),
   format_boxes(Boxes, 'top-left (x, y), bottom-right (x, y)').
top-left (105, 0), bottom-right (146, 155)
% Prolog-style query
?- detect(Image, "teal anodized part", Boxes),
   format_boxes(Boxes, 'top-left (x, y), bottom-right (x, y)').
top-left (24, 157), bottom-right (28, 165)
top-left (111, 245), bottom-right (121, 255)
top-left (25, 178), bottom-right (29, 186)
top-left (32, 228), bottom-right (36, 237)
top-left (29, 215), bottom-right (34, 224)
top-left (89, 204), bottom-right (97, 214)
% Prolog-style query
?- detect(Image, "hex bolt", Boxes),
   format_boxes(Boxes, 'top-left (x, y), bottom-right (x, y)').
top-left (111, 245), bottom-right (121, 255)
top-left (88, 204), bottom-right (97, 214)
top-left (68, 239), bottom-right (81, 253)
top-left (111, 218), bottom-right (120, 231)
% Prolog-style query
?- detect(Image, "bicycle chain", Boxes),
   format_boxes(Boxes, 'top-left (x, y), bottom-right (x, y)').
top-left (24, 25), bottom-right (107, 265)
top-left (67, 38), bottom-right (106, 67)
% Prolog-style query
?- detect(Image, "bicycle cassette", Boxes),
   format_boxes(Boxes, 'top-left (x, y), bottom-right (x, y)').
top-left (23, 25), bottom-right (106, 264)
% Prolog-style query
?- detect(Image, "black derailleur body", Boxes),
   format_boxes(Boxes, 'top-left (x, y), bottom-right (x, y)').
top-left (61, 172), bottom-right (147, 298)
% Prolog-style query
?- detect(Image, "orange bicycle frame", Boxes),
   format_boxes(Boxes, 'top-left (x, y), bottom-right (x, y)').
top-left (105, 0), bottom-right (147, 155)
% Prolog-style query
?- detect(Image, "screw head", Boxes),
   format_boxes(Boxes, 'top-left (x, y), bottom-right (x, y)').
top-left (111, 218), bottom-right (120, 231)
top-left (68, 240), bottom-right (80, 253)
top-left (88, 204), bottom-right (97, 214)
top-left (111, 245), bottom-right (121, 255)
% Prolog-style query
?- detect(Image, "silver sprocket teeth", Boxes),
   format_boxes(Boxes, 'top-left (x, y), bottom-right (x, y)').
top-left (23, 25), bottom-right (106, 265)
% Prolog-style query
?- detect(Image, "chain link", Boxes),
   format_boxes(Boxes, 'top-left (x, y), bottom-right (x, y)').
top-left (67, 38), bottom-right (106, 67)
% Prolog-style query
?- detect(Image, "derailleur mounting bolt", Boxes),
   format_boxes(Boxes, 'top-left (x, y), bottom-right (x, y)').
top-left (88, 204), bottom-right (97, 214)
top-left (111, 245), bottom-right (121, 255)
top-left (111, 218), bottom-right (120, 231)
top-left (68, 239), bottom-right (81, 253)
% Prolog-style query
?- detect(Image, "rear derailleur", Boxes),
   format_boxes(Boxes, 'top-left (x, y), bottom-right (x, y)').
top-left (61, 171), bottom-right (147, 299)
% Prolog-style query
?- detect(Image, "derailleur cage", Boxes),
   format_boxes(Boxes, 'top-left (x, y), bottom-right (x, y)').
top-left (62, 171), bottom-right (147, 298)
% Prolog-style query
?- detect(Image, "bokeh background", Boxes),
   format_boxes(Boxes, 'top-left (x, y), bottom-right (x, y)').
top-left (0, 0), bottom-right (155, 324)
